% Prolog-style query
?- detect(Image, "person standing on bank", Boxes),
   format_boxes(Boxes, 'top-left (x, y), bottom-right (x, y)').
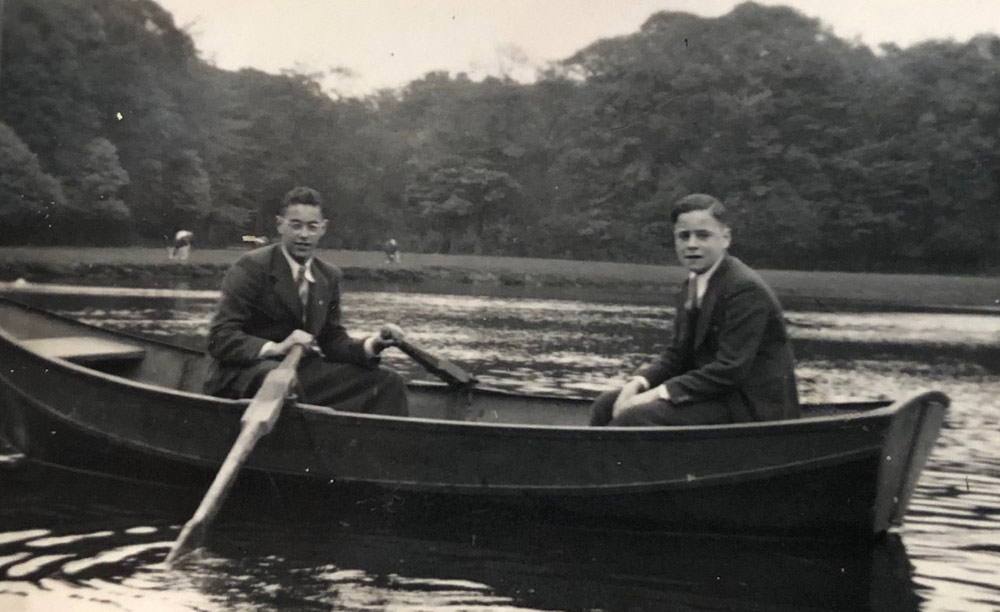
top-left (590, 193), bottom-right (799, 426)
top-left (204, 186), bottom-right (408, 416)
top-left (170, 230), bottom-right (194, 260)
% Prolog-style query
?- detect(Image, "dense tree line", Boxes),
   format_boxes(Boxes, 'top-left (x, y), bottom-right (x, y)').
top-left (1, 0), bottom-right (997, 272)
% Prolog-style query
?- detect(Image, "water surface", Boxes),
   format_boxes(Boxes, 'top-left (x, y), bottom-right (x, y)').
top-left (1, 289), bottom-right (998, 611)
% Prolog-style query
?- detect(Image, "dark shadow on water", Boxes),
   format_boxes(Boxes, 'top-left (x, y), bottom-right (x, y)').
top-left (196, 517), bottom-right (926, 612)
top-left (1, 465), bottom-right (926, 612)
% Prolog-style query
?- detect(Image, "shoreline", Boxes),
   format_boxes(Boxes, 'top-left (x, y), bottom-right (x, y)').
top-left (0, 247), bottom-right (997, 314)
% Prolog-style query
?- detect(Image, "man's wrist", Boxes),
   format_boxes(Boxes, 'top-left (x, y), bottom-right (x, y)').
top-left (656, 384), bottom-right (670, 401)
top-left (259, 341), bottom-right (279, 358)
top-left (363, 335), bottom-right (379, 358)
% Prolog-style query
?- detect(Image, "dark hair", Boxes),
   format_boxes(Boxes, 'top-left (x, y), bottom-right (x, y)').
top-left (670, 193), bottom-right (728, 225)
top-left (279, 186), bottom-right (325, 216)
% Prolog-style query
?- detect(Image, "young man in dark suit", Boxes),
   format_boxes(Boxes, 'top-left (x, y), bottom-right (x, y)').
top-left (590, 193), bottom-right (799, 426)
top-left (203, 186), bottom-right (408, 416)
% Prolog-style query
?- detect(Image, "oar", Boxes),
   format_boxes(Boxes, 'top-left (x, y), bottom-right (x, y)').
top-left (165, 344), bottom-right (305, 567)
top-left (382, 329), bottom-right (477, 387)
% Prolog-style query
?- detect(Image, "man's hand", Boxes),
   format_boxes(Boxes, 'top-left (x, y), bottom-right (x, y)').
top-left (613, 387), bottom-right (664, 419)
top-left (611, 376), bottom-right (648, 419)
top-left (263, 330), bottom-right (322, 358)
top-left (371, 323), bottom-right (407, 354)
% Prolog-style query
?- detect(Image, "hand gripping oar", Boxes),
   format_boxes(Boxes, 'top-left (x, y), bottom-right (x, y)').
top-left (382, 329), bottom-right (476, 387)
top-left (165, 344), bottom-right (305, 567)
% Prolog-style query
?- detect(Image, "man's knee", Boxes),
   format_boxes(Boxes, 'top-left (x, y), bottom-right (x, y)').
top-left (375, 368), bottom-right (408, 416)
top-left (612, 399), bottom-right (730, 426)
top-left (589, 389), bottom-right (620, 426)
top-left (610, 405), bottom-right (650, 426)
top-left (609, 400), bottom-right (674, 426)
top-left (378, 368), bottom-right (405, 392)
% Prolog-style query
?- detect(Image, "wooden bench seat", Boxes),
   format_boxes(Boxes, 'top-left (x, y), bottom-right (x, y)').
top-left (22, 335), bottom-right (146, 365)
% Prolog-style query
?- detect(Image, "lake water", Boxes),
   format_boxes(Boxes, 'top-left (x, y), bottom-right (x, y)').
top-left (1, 288), bottom-right (999, 612)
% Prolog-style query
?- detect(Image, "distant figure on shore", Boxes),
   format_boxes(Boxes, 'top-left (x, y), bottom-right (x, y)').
top-left (590, 193), bottom-right (799, 427)
top-left (383, 238), bottom-right (400, 264)
top-left (170, 230), bottom-right (194, 261)
top-left (242, 235), bottom-right (270, 247)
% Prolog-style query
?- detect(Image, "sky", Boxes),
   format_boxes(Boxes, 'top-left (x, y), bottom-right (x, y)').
top-left (155, 0), bottom-right (1000, 97)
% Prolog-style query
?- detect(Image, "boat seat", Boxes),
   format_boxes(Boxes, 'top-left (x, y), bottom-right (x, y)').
top-left (22, 335), bottom-right (146, 365)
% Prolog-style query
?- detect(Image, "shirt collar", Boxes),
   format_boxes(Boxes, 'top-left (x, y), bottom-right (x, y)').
top-left (280, 244), bottom-right (315, 283)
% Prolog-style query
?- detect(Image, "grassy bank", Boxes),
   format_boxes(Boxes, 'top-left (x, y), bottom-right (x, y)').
top-left (0, 246), bottom-right (997, 313)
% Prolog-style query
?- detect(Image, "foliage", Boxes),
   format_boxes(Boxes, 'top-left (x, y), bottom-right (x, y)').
top-left (0, 123), bottom-right (67, 244)
top-left (405, 157), bottom-right (523, 253)
top-left (59, 137), bottom-right (132, 243)
top-left (1, 0), bottom-right (997, 272)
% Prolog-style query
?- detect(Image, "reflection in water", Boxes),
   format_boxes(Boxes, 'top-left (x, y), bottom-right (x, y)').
top-left (1, 288), bottom-right (999, 611)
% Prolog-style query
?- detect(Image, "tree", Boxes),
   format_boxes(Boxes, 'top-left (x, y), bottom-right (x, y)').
top-left (60, 137), bottom-right (131, 242)
top-left (405, 157), bottom-right (523, 253)
top-left (131, 148), bottom-right (211, 241)
top-left (0, 122), bottom-right (67, 244)
top-left (1, 0), bottom-right (998, 271)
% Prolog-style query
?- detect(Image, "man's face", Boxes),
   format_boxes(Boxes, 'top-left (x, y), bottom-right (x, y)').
top-left (673, 209), bottom-right (731, 274)
top-left (276, 204), bottom-right (327, 262)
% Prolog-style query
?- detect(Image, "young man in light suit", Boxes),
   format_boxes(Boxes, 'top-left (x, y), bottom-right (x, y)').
top-left (591, 193), bottom-right (799, 426)
top-left (204, 186), bottom-right (408, 416)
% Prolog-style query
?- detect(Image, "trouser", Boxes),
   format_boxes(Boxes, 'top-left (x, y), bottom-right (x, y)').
top-left (589, 388), bottom-right (729, 426)
top-left (238, 355), bottom-right (408, 417)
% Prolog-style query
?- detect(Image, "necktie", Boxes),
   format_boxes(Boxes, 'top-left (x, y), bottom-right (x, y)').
top-left (684, 277), bottom-right (700, 367)
top-left (295, 265), bottom-right (309, 321)
top-left (686, 276), bottom-right (699, 312)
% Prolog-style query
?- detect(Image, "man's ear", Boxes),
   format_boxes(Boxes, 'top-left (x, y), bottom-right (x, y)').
top-left (275, 215), bottom-right (282, 231)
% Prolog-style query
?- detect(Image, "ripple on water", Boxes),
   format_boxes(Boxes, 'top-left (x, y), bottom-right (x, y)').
top-left (0, 530), bottom-right (50, 547)
top-left (5, 554), bottom-right (77, 579)
top-left (62, 542), bottom-right (172, 576)
top-left (788, 311), bottom-right (1000, 347)
top-left (27, 531), bottom-right (115, 548)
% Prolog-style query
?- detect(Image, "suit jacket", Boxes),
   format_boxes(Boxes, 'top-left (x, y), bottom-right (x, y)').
top-left (203, 244), bottom-right (373, 397)
top-left (635, 255), bottom-right (799, 422)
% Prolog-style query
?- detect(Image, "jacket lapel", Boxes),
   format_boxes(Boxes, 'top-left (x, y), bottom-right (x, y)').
top-left (694, 256), bottom-right (729, 350)
top-left (270, 246), bottom-right (305, 324)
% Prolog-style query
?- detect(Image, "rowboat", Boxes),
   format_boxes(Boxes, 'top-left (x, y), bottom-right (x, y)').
top-left (0, 296), bottom-right (947, 538)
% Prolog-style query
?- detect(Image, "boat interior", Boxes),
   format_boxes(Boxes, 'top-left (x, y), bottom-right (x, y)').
top-left (0, 297), bottom-right (894, 425)
top-left (1, 298), bottom-right (210, 393)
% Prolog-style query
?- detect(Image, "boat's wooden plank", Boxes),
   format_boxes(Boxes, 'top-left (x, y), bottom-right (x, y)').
top-left (21, 336), bottom-right (146, 364)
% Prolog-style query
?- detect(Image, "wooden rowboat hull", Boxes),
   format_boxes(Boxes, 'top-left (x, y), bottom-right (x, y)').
top-left (0, 297), bottom-right (947, 537)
